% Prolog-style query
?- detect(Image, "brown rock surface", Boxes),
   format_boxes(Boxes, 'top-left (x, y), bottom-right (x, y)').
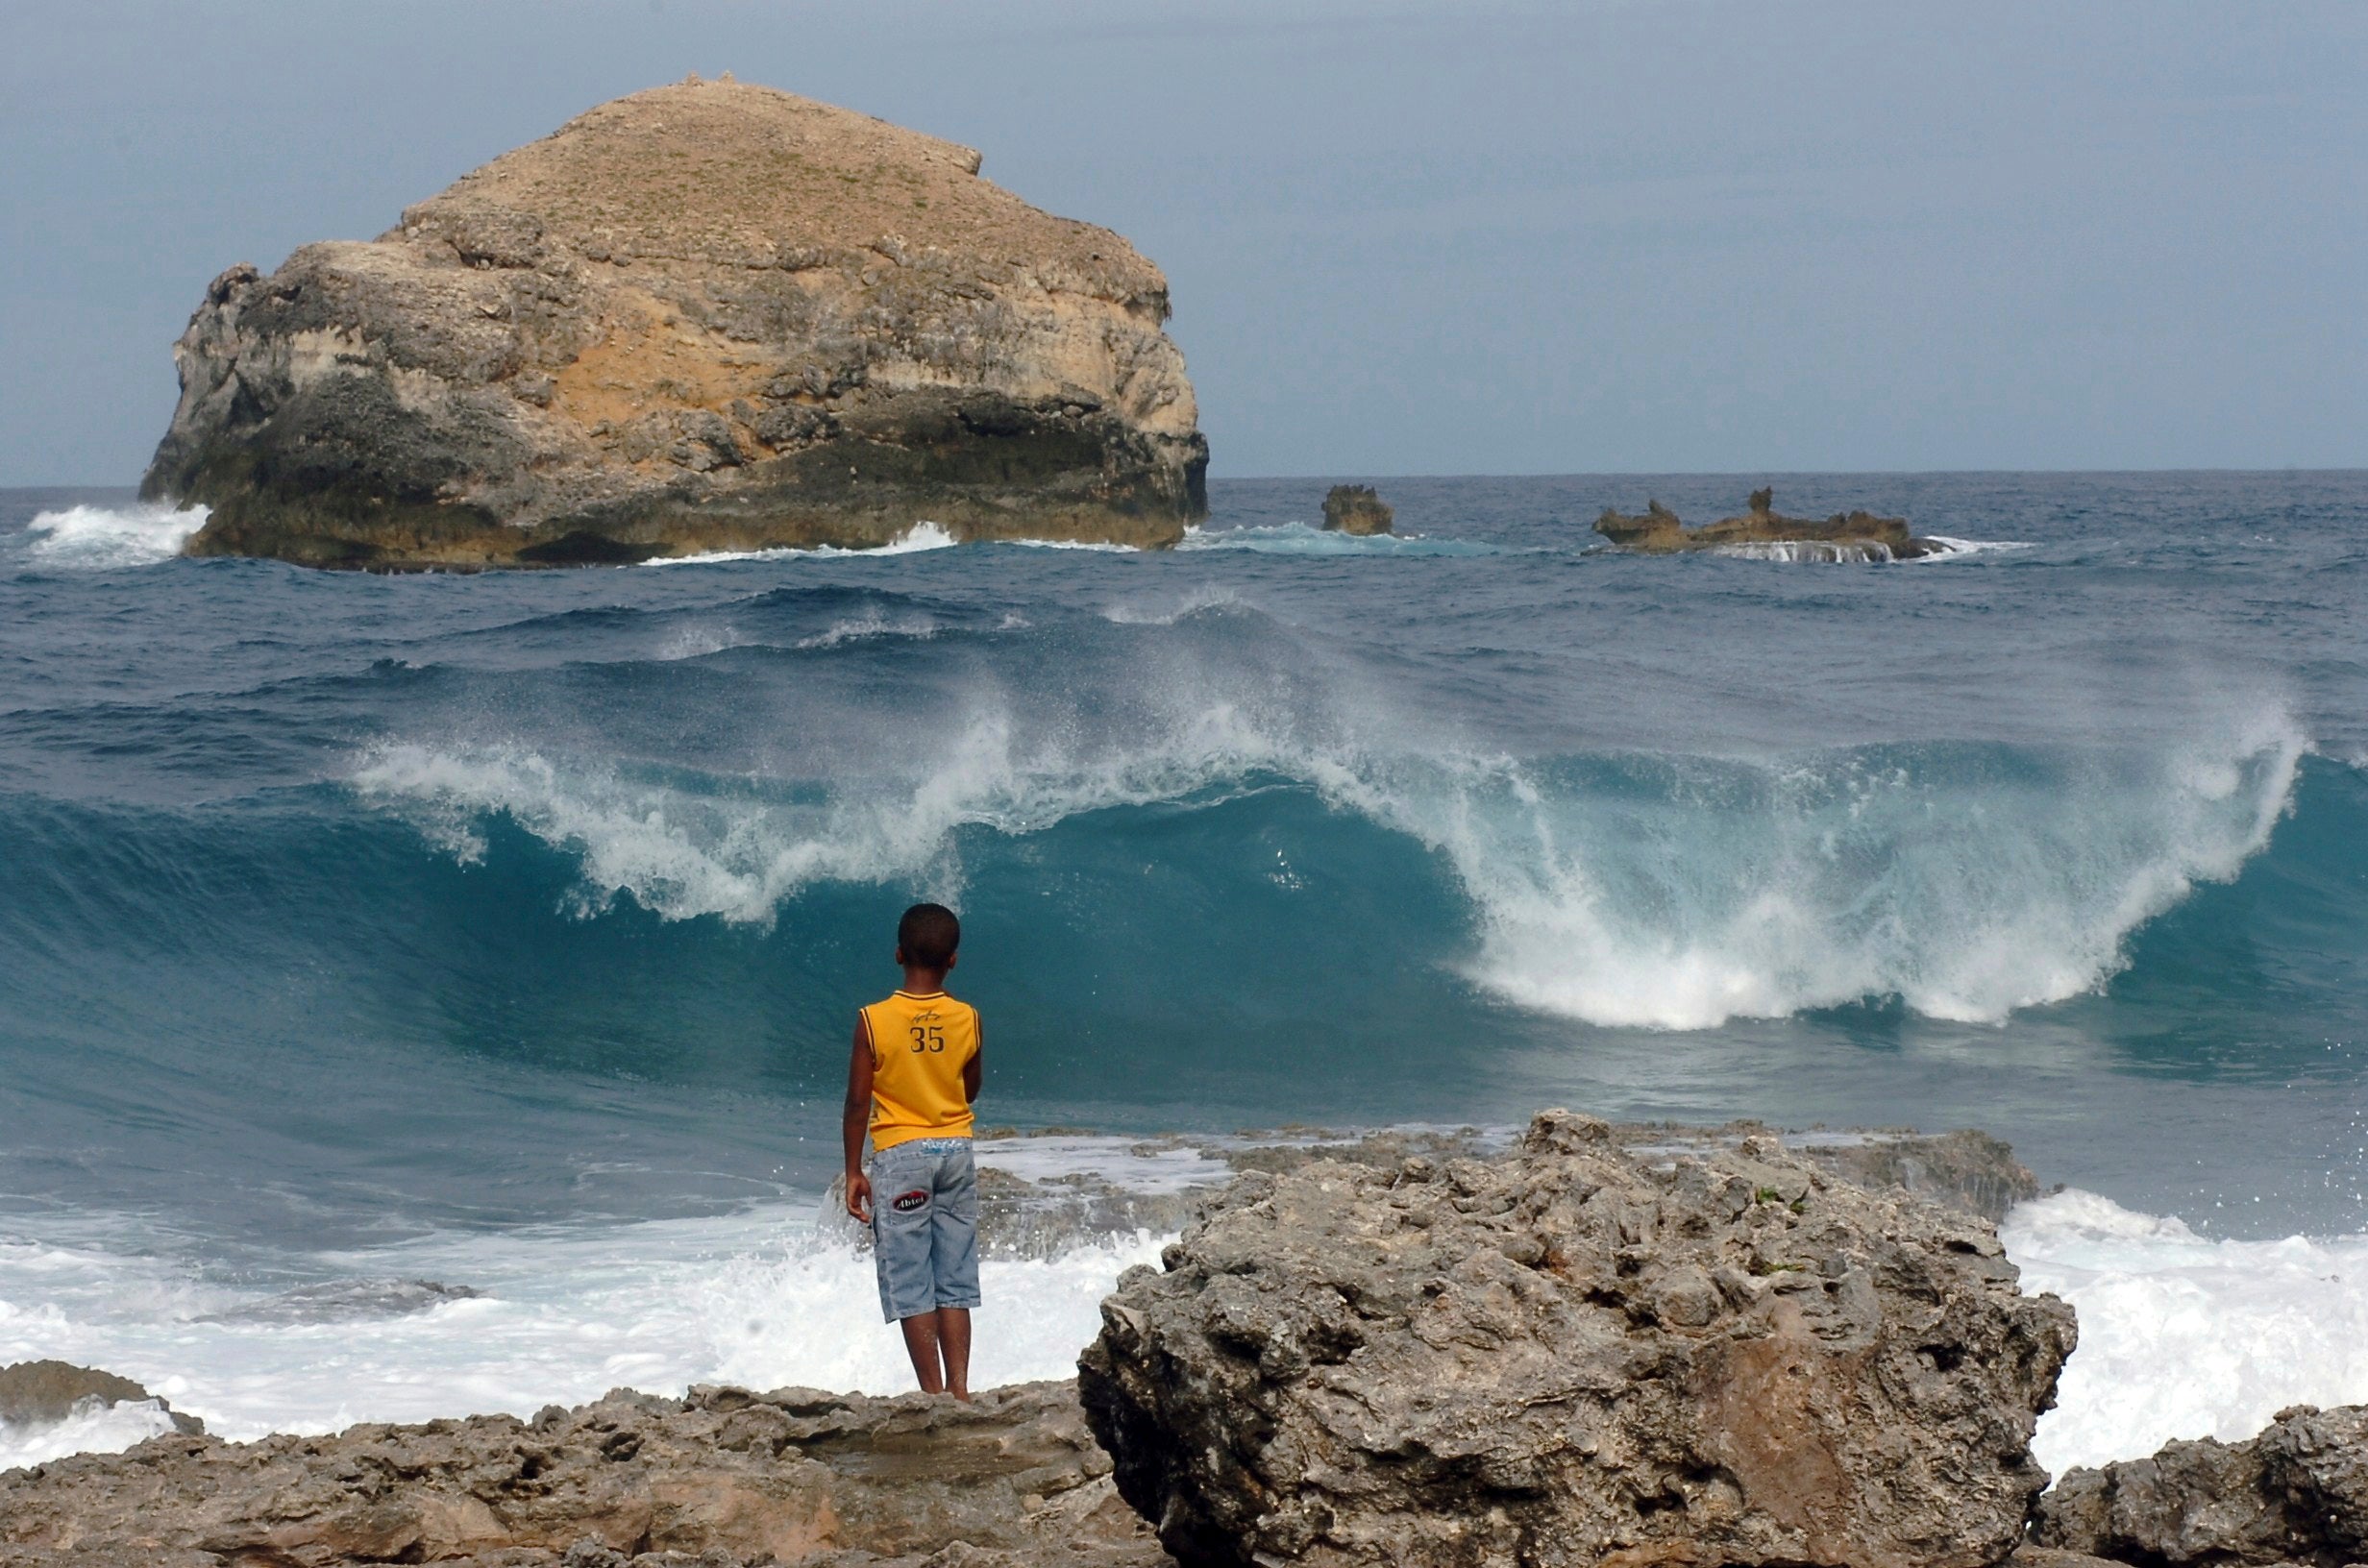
top-left (0, 1360), bottom-right (204, 1436)
top-left (1319, 486), bottom-right (1393, 536)
top-left (1594, 488), bottom-right (1943, 560)
top-left (2035, 1403), bottom-right (2368, 1568)
top-left (1078, 1110), bottom-right (2076, 1568)
top-left (0, 1381), bottom-right (1169, 1568)
top-left (142, 79), bottom-right (1208, 569)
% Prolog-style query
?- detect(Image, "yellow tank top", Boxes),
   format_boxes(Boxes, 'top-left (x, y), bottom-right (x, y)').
top-left (861, 990), bottom-right (980, 1150)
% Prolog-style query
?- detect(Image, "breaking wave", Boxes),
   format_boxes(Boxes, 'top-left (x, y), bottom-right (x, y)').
top-left (22, 502), bottom-right (210, 569)
top-left (651, 519), bottom-right (958, 566)
top-left (349, 697), bottom-right (2308, 1028)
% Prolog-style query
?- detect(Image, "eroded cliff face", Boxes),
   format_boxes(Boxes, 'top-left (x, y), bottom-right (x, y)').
top-left (142, 78), bottom-right (1209, 569)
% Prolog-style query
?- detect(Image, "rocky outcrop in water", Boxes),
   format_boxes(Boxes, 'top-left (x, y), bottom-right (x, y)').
top-left (0, 1381), bottom-right (1166, 1567)
top-left (1077, 1110), bottom-right (2076, 1568)
top-left (0, 1360), bottom-right (204, 1436)
top-left (1320, 486), bottom-right (1393, 536)
top-left (2035, 1403), bottom-right (2368, 1568)
top-left (141, 78), bottom-right (1208, 569)
top-left (1595, 488), bottom-right (1942, 560)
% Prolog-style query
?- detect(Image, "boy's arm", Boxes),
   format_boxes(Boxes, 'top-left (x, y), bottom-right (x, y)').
top-left (963, 1017), bottom-right (983, 1105)
top-left (843, 1013), bottom-right (875, 1221)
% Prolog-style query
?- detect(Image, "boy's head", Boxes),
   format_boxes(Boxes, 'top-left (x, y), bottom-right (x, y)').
top-left (896, 902), bottom-right (961, 972)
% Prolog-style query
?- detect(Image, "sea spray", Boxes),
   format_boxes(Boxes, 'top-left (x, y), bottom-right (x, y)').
top-left (0, 1208), bottom-right (1159, 1452)
top-left (2008, 1189), bottom-right (2368, 1475)
top-left (354, 698), bottom-right (2307, 1028)
top-left (25, 502), bottom-right (210, 569)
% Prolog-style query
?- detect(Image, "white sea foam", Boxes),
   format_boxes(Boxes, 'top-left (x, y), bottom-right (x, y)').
top-left (2006, 1189), bottom-right (2368, 1476)
top-left (1910, 536), bottom-right (2035, 561)
top-left (4, 1175), bottom-right (2359, 1475)
top-left (1712, 540), bottom-right (1900, 563)
top-left (650, 520), bottom-right (959, 566)
top-left (0, 1397), bottom-right (185, 1470)
top-left (1402, 708), bottom-right (2307, 1029)
top-left (999, 537), bottom-right (1140, 553)
top-left (0, 1209), bottom-right (1159, 1455)
top-left (1705, 537), bottom-right (2031, 564)
top-left (23, 502), bottom-right (210, 569)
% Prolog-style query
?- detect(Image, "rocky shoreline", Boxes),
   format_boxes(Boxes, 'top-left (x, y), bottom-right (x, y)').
top-left (5, 1118), bottom-right (2360, 1568)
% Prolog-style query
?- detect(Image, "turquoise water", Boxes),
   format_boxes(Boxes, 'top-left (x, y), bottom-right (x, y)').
top-left (0, 473), bottom-right (2363, 1456)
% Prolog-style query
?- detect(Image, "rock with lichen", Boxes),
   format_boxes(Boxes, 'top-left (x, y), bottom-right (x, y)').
top-left (1320, 485), bottom-right (1393, 536)
top-left (1595, 487), bottom-right (1943, 560)
top-left (142, 78), bottom-right (1209, 569)
top-left (1077, 1109), bottom-right (2076, 1568)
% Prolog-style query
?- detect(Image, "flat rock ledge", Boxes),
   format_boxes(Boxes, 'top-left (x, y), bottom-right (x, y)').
top-left (141, 78), bottom-right (1209, 569)
top-left (1079, 1110), bottom-right (2078, 1568)
top-left (0, 1381), bottom-right (1167, 1568)
top-left (1595, 488), bottom-right (1943, 560)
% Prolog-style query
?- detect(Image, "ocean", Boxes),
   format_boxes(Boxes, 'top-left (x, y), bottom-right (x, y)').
top-left (2, 473), bottom-right (2363, 1479)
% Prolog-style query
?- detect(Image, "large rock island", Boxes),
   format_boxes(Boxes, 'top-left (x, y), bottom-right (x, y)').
top-left (142, 78), bottom-right (1210, 568)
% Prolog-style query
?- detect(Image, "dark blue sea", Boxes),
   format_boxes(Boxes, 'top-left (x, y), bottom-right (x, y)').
top-left (2, 473), bottom-right (2363, 1470)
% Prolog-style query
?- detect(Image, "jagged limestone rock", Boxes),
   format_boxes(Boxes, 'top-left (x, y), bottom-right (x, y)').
top-left (0, 1381), bottom-right (1169, 1567)
top-left (1320, 485), bottom-right (1393, 536)
top-left (2035, 1403), bottom-right (2368, 1568)
top-left (142, 80), bottom-right (1209, 569)
top-left (1594, 488), bottom-right (1943, 560)
top-left (1078, 1110), bottom-right (2076, 1568)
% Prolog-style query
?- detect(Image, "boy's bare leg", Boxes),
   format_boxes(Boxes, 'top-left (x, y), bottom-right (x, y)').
top-left (898, 1314), bottom-right (947, 1394)
top-left (935, 1307), bottom-right (972, 1401)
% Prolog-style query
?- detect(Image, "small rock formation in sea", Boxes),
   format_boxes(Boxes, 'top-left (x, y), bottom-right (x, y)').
top-left (1595, 487), bottom-right (1943, 559)
top-left (0, 1359), bottom-right (205, 1436)
top-left (2035, 1402), bottom-right (2368, 1567)
top-left (1078, 1109), bottom-right (2076, 1568)
top-left (141, 79), bottom-right (1209, 569)
top-left (1320, 485), bottom-right (1394, 536)
top-left (0, 1382), bottom-right (1164, 1567)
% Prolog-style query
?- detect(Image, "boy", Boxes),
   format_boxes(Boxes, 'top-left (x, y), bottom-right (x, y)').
top-left (843, 901), bottom-right (983, 1399)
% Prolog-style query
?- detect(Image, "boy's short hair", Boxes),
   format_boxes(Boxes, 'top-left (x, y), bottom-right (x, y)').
top-left (897, 902), bottom-right (961, 968)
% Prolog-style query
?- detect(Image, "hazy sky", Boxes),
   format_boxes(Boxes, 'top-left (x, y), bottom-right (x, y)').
top-left (3, 0), bottom-right (2362, 484)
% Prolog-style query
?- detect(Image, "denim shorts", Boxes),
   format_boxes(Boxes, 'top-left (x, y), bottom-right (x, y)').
top-left (870, 1137), bottom-right (981, 1323)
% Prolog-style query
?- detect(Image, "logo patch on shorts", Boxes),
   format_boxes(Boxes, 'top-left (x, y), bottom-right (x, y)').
top-left (892, 1189), bottom-right (928, 1213)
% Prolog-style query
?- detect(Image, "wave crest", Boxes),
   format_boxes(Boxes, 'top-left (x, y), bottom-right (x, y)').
top-left (354, 691), bottom-right (2306, 1029)
top-left (24, 503), bottom-right (210, 569)
top-left (1411, 715), bottom-right (2306, 1028)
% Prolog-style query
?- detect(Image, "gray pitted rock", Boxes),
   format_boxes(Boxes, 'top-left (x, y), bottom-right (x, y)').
top-left (2035, 1403), bottom-right (2368, 1568)
top-left (142, 78), bottom-right (1208, 569)
top-left (0, 1381), bottom-right (1169, 1567)
top-left (1077, 1109), bottom-right (2077, 1568)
